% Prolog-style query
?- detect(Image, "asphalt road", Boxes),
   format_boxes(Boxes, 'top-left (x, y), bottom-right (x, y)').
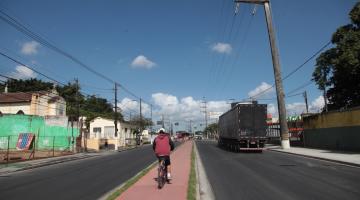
top-left (0, 145), bottom-right (159, 200)
top-left (196, 140), bottom-right (360, 200)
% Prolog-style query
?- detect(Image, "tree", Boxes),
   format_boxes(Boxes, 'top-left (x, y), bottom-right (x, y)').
top-left (81, 95), bottom-right (123, 128)
top-left (313, 2), bottom-right (360, 110)
top-left (128, 115), bottom-right (153, 131)
top-left (0, 78), bottom-right (53, 92)
top-left (204, 123), bottom-right (219, 139)
top-left (56, 82), bottom-right (84, 120)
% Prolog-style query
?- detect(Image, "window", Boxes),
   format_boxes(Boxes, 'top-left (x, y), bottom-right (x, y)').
top-left (93, 127), bottom-right (102, 138)
top-left (58, 105), bottom-right (64, 116)
top-left (93, 127), bottom-right (101, 133)
top-left (104, 126), bottom-right (115, 138)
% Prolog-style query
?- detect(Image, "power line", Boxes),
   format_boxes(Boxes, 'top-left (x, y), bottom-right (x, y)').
top-left (0, 51), bottom-right (67, 86)
top-left (282, 41), bottom-right (332, 81)
top-left (0, 9), bottom-right (148, 104)
top-left (286, 80), bottom-right (313, 96)
top-left (217, 6), bottom-right (254, 98)
top-left (245, 40), bottom-right (331, 100)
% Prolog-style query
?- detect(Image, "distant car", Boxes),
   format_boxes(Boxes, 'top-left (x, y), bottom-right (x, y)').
top-left (195, 135), bottom-right (203, 140)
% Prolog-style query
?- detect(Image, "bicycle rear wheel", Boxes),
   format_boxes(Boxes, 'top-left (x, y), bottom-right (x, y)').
top-left (158, 162), bottom-right (165, 189)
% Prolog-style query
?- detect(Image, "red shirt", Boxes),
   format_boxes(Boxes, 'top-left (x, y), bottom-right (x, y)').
top-left (154, 133), bottom-right (173, 156)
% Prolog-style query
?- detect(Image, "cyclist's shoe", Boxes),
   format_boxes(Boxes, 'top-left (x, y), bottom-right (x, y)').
top-left (167, 173), bottom-right (172, 180)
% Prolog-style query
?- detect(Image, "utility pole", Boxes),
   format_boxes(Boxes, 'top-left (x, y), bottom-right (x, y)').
top-left (201, 97), bottom-right (208, 139)
top-left (114, 83), bottom-right (118, 137)
top-left (323, 68), bottom-right (328, 112)
top-left (162, 114), bottom-right (165, 129)
top-left (75, 78), bottom-right (80, 152)
top-left (139, 98), bottom-right (142, 132)
top-left (189, 120), bottom-right (192, 134)
top-left (150, 104), bottom-right (153, 134)
top-left (235, 0), bottom-right (289, 149)
top-left (303, 91), bottom-right (309, 113)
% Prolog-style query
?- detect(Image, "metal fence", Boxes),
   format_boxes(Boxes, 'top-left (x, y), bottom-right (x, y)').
top-left (266, 123), bottom-right (304, 146)
top-left (0, 135), bottom-right (75, 164)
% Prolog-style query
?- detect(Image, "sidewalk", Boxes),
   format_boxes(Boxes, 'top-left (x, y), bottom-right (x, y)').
top-left (117, 141), bottom-right (193, 200)
top-left (267, 145), bottom-right (360, 167)
top-left (0, 152), bottom-right (99, 175)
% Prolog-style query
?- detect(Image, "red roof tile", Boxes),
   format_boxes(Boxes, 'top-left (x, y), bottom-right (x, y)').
top-left (0, 92), bottom-right (33, 103)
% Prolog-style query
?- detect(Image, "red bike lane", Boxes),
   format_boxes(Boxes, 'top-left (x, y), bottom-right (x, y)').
top-left (117, 141), bottom-right (193, 200)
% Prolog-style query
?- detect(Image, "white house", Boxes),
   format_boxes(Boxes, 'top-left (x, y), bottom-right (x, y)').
top-left (0, 90), bottom-right (66, 116)
top-left (87, 117), bottom-right (140, 151)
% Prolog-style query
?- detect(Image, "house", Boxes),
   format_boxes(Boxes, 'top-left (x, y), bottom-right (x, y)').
top-left (86, 117), bottom-right (140, 151)
top-left (0, 90), bottom-right (66, 116)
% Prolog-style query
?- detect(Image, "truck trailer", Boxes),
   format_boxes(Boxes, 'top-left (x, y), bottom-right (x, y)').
top-left (218, 102), bottom-right (267, 152)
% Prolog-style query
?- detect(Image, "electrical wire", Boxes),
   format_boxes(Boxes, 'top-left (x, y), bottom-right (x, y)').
top-left (0, 9), bottom-right (149, 104)
top-left (245, 40), bottom-right (331, 100)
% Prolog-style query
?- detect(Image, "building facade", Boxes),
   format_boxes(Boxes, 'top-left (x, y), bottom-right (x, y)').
top-left (86, 117), bottom-right (139, 151)
top-left (0, 90), bottom-right (66, 116)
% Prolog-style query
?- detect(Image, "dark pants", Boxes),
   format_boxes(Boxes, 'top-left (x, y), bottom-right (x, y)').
top-left (157, 155), bottom-right (171, 166)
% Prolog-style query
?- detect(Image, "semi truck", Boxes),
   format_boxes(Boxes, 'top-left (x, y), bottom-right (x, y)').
top-left (218, 101), bottom-right (267, 152)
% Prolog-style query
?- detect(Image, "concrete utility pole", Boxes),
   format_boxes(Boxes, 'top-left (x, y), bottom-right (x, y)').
top-left (139, 98), bottom-right (142, 132)
top-left (162, 114), bottom-right (165, 129)
top-left (303, 91), bottom-right (309, 113)
top-left (201, 97), bottom-right (208, 139)
top-left (189, 120), bottom-right (192, 134)
top-left (150, 104), bottom-right (153, 133)
top-left (114, 83), bottom-right (118, 137)
top-left (235, 0), bottom-right (290, 149)
top-left (75, 78), bottom-right (80, 152)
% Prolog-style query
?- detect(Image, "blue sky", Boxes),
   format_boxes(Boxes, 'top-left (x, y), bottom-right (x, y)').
top-left (0, 0), bottom-right (357, 131)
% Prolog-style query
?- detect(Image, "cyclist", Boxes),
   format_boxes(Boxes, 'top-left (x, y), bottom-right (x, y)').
top-left (153, 128), bottom-right (174, 180)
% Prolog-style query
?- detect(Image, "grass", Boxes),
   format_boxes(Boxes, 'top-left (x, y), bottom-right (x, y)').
top-left (187, 144), bottom-right (197, 200)
top-left (106, 161), bottom-right (157, 200)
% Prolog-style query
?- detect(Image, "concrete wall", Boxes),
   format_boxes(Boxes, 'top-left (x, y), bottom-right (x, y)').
top-left (303, 108), bottom-right (360, 151)
top-left (86, 139), bottom-right (99, 151)
top-left (0, 114), bottom-right (79, 150)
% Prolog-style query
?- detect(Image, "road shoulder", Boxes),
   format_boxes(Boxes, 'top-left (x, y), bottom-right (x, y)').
top-left (194, 141), bottom-right (215, 200)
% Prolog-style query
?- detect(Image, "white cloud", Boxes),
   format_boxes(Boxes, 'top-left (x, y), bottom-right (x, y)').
top-left (268, 103), bottom-right (277, 117)
top-left (152, 93), bottom-right (179, 108)
top-left (21, 41), bottom-right (40, 55)
top-left (131, 55), bottom-right (156, 69)
top-left (267, 95), bottom-right (324, 119)
top-left (119, 98), bottom-right (139, 112)
top-left (286, 102), bottom-right (306, 116)
top-left (211, 42), bottom-right (232, 54)
top-left (8, 65), bottom-right (37, 79)
top-left (248, 82), bottom-right (274, 99)
top-left (120, 93), bottom-right (230, 131)
top-left (310, 95), bottom-right (324, 112)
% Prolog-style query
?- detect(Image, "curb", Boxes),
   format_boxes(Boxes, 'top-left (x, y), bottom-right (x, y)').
top-left (268, 149), bottom-right (360, 168)
top-left (0, 146), bottom-right (142, 175)
top-left (194, 142), bottom-right (215, 200)
top-left (0, 154), bottom-right (99, 175)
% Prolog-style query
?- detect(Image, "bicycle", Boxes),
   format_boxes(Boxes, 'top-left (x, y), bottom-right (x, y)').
top-left (157, 157), bottom-right (168, 189)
